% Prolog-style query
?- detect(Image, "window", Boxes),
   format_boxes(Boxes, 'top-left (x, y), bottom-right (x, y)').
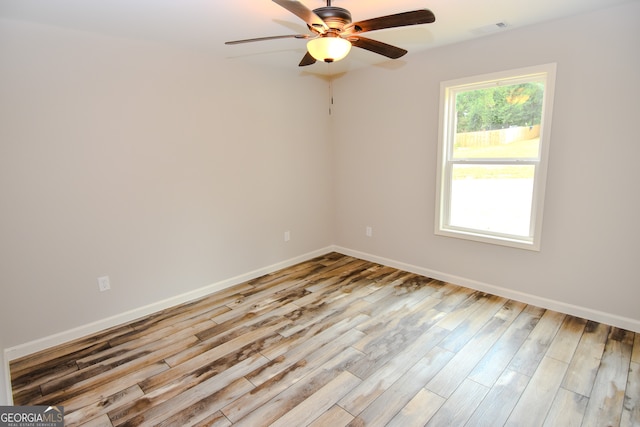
top-left (435, 64), bottom-right (556, 250)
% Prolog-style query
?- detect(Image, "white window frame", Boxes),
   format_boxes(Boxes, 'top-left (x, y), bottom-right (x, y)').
top-left (435, 63), bottom-right (557, 251)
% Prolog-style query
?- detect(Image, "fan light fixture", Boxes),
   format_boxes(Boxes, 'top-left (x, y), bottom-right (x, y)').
top-left (307, 35), bottom-right (351, 63)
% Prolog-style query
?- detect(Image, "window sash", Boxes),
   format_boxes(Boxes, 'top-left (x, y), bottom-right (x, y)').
top-left (435, 63), bottom-right (556, 251)
top-left (441, 161), bottom-right (539, 236)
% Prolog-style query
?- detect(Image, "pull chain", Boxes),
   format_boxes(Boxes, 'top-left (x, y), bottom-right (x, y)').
top-left (329, 77), bottom-right (333, 115)
top-left (328, 62), bottom-right (334, 116)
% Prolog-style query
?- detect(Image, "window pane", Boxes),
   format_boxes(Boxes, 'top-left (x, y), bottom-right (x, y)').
top-left (449, 164), bottom-right (535, 237)
top-left (453, 82), bottom-right (544, 159)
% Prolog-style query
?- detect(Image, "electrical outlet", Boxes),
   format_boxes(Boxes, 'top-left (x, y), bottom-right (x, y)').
top-left (284, 230), bottom-right (291, 242)
top-left (366, 226), bottom-right (373, 237)
top-left (97, 276), bottom-right (111, 292)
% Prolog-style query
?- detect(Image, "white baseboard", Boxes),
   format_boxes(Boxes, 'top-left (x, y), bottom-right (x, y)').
top-left (1, 354), bottom-right (10, 406)
top-left (4, 247), bottom-right (333, 365)
top-left (334, 246), bottom-right (640, 333)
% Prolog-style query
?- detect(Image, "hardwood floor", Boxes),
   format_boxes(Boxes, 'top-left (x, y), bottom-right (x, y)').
top-left (10, 253), bottom-right (640, 426)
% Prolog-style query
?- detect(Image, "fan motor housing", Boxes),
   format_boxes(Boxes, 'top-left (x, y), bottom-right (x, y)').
top-left (312, 6), bottom-right (352, 30)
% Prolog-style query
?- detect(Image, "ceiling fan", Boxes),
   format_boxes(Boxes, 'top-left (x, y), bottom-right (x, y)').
top-left (225, 0), bottom-right (436, 66)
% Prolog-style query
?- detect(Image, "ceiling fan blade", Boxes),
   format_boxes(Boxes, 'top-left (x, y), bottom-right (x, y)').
top-left (272, 0), bottom-right (329, 33)
top-left (343, 9), bottom-right (435, 35)
top-left (225, 34), bottom-right (311, 45)
top-left (349, 36), bottom-right (408, 59)
top-left (298, 51), bottom-right (317, 67)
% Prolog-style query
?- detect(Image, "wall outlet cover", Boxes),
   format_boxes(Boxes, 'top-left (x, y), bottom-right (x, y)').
top-left (97, 276), bottom-right (111, 292)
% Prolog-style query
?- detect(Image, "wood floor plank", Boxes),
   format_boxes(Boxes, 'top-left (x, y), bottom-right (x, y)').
top-left (545, 315), bottom-right (588, 363)
top-left (507, 309), bottom-right (565, 377)
top-left (190, 411), bottom-right (231, 427)
top-left (467, 303), bottom-right (537, 387)
top-left (276, 281), bottom-right (377, 339)
top-left (10, 326), bottom-right (131, 376)
top-left (348, 300), bottom-right (446, 379)
top-left (425, 314), bottom-right (515, 399)
top-left (353, 293), bottom-right (440, 339)
top-left (231, 347), bottom-right (363, 427)
top-left (346, 347), bottom-right (455, 427)
top-left (632, 333), bottom-right (640, 364)
top-left (302, 259), bottom-right (373, 293)
top-left (222, 328), bottom-right (365, 423)
top-left (269, 371), bottom-right (361, 427)
top-left (385, 388), bottom-right (445, 427)
top-left (434, 291), bottom-right (492, 331)
top-left (221, 276), bottom-right (310, 314)
top-left (543, 387), bottom-right (588, 427)
top-left (153, 377), bottom-right (253, 427)
top-left (105, 319), bottom-right (199, 348)
top-left (168, 304), bottom-right (296, 367)
top-left (43, 334), bottom-right (201, 396)
top-left (425, 378), bottom-right (489, 427)
top-left (437, 294), bottom-right (508, 353)
top-left (59, 362), bottom-right (170, 416)
top-left (64, 385), bottom-right (144, 427)
top-left (114, 354), bottom-right (268, 427)
top-left (359, 274), bottom-right (439, 315)
top-left (505, 356), bottom-right (569, 427)
top-left (621, 361), bottom-right (640, 427)
top-left (465, 369), bottom-right (530, 427)
top-left (307, 404), bottom-right (354, 427)
top-left (11, 361), bottom-right (79, 404)
top-left (76, 320), bottom-right (211, 370)
top-left (582, 327), bottom-right (635, 427)
top-left (430, 284), bottom-right (477, 312)
top-left (10, 341), bottom-right (113, 399)
top-left (338, 326), bottom-right (450, 415)
top-left (124, 294), bottom-right (234, 334)
top-left (77, 414), bottom-right (114, 427)
top-left (246, 322), bottom-right (366, 389)
top-left (107, 352), bottom-right (263, 425)
top-left (8, 253), bottom-right (639, 427)
top-left (138, 319), bottom-right (289, 394)
top-left (561, 320), bottom-right (610, 397)
top-left (255, 303), bottom-right (370, 362)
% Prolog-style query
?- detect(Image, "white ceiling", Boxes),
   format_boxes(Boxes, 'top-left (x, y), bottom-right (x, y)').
top-left (0, 0), bottom-right (634, 75)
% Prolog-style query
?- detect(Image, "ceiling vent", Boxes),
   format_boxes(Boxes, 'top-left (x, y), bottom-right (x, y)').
top-left (471, 22), bottom-right (509, 35)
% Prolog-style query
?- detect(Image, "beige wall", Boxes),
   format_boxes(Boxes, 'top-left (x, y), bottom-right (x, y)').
top-left (332, 2), bottom-right (639, 328)
top-left (0, 18), bottom-right (334, 403)
top-left (1, 1), bottom-right (639, 406)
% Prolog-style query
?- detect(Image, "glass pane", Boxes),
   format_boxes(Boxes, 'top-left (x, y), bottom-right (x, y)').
top-left (453, 82), bottom-right (544, 159)
top-left (449, 164), bottom-right (535, 237)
